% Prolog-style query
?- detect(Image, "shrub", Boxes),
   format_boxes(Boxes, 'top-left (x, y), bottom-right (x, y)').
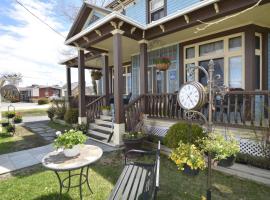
top-left (236, 153), bottom-right (270, 170)
top-left (52, 99), bottom-right (66, 120)
top-left (38, 98), bottom-right (49, 105)
top-left (64, 108), bottom-right (79, 124)
top-left (74, 123), bottom-right (89, 134)
top-left (47, 107), bottom-right (56, 121)
top-left (13, 113), bottom-right (23, 123)
top-left (164, 122), bottom-right (205, 148)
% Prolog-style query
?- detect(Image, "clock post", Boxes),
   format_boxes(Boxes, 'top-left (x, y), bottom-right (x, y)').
top-left (177, 60), bottom-right (228, 200)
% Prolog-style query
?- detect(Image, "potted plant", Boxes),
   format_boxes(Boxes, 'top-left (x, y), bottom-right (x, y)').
top-left (155, 57), bottom-right (171, 71)
top-left (170, 142), bottom-right (206, 176)
top-left (1, 119), bottom-right (10, 127)
top-left (13, 113), bottom-right (23, 124)
top-left (4, 111), bottom-right (16, 119)
top-left (6, 124), bottom-right (15, 133)
top-left (123, 131), bottom-right (145, 151)
top-left (100, 106), bottom-right (111, 116)
top-left (54, 129), bottom-right (87, 157)
top-left (200, 133), bottom-right (240, 167)
top-left (91, 70), bottom-right (102, 80)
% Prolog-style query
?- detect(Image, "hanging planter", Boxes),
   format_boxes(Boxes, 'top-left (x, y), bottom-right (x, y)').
top-left (91, 70), bottom-right (102, 80)
top-left (155, 57), bottom-right (171, 71)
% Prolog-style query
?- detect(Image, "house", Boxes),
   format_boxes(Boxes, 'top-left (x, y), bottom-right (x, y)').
top-left (19, 85), bottom-right (61, 102)
top-left (60, 0), bottom-right (270, 146)
top-left (62, 82), bottom-right (94, 97)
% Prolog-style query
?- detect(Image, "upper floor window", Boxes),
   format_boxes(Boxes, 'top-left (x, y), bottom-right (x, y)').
top-left (149, 0), bottom-right (165, 22)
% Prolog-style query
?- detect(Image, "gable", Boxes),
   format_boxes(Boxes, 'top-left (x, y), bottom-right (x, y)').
top-left (66, 3), bottom-right (111, 41)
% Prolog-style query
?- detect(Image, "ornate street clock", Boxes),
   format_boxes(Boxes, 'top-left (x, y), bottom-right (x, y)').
top-left (177, 81), bottom-right (207, 110)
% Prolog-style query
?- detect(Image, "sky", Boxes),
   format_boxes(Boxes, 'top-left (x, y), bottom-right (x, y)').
top-left (0, 0), bottom-right (93, 87)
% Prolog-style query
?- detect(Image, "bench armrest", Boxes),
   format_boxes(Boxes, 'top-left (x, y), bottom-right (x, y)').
top-left (125, 149), bottom-right (157, 164)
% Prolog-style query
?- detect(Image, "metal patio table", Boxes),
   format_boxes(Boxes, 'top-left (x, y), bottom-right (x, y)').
top-left (42, 145), bottom-right (103, 200)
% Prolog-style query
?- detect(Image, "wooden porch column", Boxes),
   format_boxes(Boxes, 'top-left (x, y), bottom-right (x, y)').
top-left (78, 49), bottom-right (87, 124)
top-left (139, 40), bottom-right (148, 94)
top-left (112, 29), bottom-right (125, 145)
top-left (245, 27), bottom-right (256, 90)
top-left (101, 54), bottom-right (109, 105)
top-left (66, 66), bottom-right (72, 107)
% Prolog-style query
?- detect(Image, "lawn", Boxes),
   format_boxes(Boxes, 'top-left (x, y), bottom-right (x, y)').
top-left (0, 126), bottom-right (48, 155)
top-left (47, 121), bottom-right (72, 132)
top-left (2, 108), bottom-right (48, 117)
top-left (0, 152), bottom-right (269, 200)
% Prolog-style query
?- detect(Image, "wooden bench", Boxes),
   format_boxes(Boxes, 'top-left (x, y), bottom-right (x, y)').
top-left (108, 142), bottom-right (160, 200)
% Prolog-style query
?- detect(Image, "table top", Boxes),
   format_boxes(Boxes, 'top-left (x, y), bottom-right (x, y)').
top-left (42, 145), bottom-right (103, 171)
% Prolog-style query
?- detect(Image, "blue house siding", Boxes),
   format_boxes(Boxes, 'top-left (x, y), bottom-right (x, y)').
top-left (268, 33), bottom-right (270, 89)
top-left (167, 0), bottom-right (200, 15)
top-left (125, 0), bottom-right (146, 24)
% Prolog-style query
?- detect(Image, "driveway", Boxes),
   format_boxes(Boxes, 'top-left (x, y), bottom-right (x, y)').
top-left (0, 102), bottom-right (49, 111)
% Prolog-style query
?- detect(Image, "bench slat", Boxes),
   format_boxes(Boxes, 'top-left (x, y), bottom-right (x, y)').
top-left (135, 167), bottom-right (148, 200)
top-left (122, 165), bottom-right (139, 199)
top-left (129, 166), bottom-right (143, 199)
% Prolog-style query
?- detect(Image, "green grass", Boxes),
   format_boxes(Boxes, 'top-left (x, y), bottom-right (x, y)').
top-left (47, 121), bottom-right (72, 132)
top-left (2, 108), bottom-right (48, 117)
top-left (0, 126), bottom-right (48, 155)
top-left (0, 152), bottom-right (269, 200)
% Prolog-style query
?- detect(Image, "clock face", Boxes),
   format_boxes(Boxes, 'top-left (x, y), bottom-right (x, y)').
top-left (178, 83), bottom-right (201, 110)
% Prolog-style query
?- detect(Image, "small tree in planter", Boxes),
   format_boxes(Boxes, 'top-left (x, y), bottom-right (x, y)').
top-left (170, 142), bottom-right (206, 176)
top-left (155, 57), bottom-right (171, 71)
top-left (123, 131), bottom-right (145, 151)
top-left (54, 129), bottom-right (87, 157)
top-left (100, 106), bottom-right (111, 116)
top-left (200, 133), bottom-right (240, 167)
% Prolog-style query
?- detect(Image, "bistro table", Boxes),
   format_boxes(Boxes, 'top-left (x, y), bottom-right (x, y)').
top-left (42, 145), bottom-right (103, 200)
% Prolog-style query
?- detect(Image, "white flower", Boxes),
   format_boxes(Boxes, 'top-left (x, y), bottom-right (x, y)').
top-left (56, 131), bottom-right (62, 136)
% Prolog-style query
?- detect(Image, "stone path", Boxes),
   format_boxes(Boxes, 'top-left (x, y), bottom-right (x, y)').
top-left (23, 121), bottom-right (56, 142)
top-left (0, 138), bottom-right (119, 175)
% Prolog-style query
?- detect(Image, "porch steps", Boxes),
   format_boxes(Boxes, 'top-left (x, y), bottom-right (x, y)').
top-left (88, 115), bottom-right (114, 143)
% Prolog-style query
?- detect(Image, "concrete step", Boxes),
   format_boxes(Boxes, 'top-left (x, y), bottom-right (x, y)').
top-left (100, 115), bottom-right (112, 121)
top-left (95, 119), bottom-right (113, 126)
top-left (90, 123), bottom-right (113, 132)
top-left (88, 129), bottom-right (110, 140)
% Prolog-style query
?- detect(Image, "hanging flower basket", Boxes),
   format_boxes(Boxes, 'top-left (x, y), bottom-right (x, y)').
top-left (91, 70), bottom-right (102, 80)
top-left (155, 57), bottom-right (171, 71)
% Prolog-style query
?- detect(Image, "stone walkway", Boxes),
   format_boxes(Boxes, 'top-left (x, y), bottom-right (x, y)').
top-left (0, 138), bottom-right (119, 175)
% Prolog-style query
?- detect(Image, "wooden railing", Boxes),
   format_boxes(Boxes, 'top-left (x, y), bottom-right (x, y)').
top-left (144, 91), bottom-right (270, 129)
top-left (86, 95), bottom-right (106, 122)
top-left (70, 95), bottom-right (100, 108)
top-left (124, 95), bottom-right (145, 132)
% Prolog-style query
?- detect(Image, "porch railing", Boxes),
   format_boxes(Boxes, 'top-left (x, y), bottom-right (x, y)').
top-left (144, 91), bottom-right (270, 129)
top-left (124, 95), bottom-right (145, 132)
top-left (70, 95), bottom-right (100, 108)
top-left (86, 95), bottom-right (106, 122)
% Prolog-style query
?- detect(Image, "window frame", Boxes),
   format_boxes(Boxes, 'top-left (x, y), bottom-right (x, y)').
top-left (149, 0), bottom-right (166, 23)
top-left (255, 32), bottom-right (262, 90)
top-left (183, 33), bottom-right (245, 89)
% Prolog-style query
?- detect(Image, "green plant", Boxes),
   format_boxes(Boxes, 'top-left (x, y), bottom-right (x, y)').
top-left (47, 106), bottom-right (56, 121)
top-left (155, 57), bottom-right (171, 65)
top-left (123, 131), bottom-right (145, 140)
top-left (164, 122), bottom-right (205, 148)
top-left (52, 99), bottom-right (66, 120)
top-left (236, 153), bottom-right (270, 170)
top-left (64, 108), bottom-right (79, 124)
top-left (170, 142), bottom-right (206, 171)
top-left (74, 123), bottom-right (89, 135)
top-left (4, 111), bottom-right (16, 119)
top-left (13, 113), bottom-right (22, 123)
top-left (200, 133), bottom-right (240, 161)
top-left (54, 129), bottom-right (87, 149)
top-left (37, 98), bottom-right (49, 105)
top-left (100, 106), bottom-right (111, 110)
top-left (6, 124), bottom-right (15, 133)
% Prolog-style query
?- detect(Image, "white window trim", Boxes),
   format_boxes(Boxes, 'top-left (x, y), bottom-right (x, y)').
top-left (184, 33), bottom-right (245, 89)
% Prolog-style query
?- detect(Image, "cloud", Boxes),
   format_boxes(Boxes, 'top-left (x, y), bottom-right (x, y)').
top-left (0, 0), bottom-right (89, 87)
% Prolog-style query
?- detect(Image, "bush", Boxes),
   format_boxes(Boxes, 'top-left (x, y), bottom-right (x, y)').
top-left (38, 98), bottom-right (49, 105)
top-left (74, 123), bottom-right (89, 134)
top-left (52, 99), bottom-right (66, 120)
top-left (164, 122), bottom-right (205, 148)
top-left (13, 113), bottom-right (23, 123)
top-left (236, 153), bottom-right (270, 170)
top-left (47, 107), bottom-right (56, 121)
top-left (64, 108), bottom-right (79, 124)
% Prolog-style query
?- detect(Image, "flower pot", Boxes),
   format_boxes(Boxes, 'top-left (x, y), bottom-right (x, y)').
top-left (102, 109), bottom-right (110, 116)
top-left (63, 145), bottom-right (80, 158)
top-left (183, 164), bottom-right (200, 176)
top-left (7, 114), bottom-right (15, 119)
top-left (123, 137), bottom-right (144, 151)
top-left (218, 155), bottom-right (236, 167)
top-left (1, 122), bottom-right (10, 127)
top-left (156, 63), bottom-right (170, 71)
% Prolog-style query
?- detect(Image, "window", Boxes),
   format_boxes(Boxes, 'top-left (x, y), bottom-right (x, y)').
top-left (184, 33), bottom-right (244, 89)
top-left (255, 33), bottom-right (262, 90)
top-left (149, 0), bottom-right (165, 22)
top-left (123, 66), bottom-right (132, 94)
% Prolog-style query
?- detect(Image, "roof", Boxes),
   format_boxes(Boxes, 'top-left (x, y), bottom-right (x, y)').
top-left (65, 0), bottom-right (220, 45)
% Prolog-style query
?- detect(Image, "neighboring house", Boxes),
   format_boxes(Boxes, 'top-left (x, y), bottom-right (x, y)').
top-left (62, 82), bottom-right (94, 97)
top-left (19, 85), bottom-right (61, 102)
top-left (60, 0), bottom-right (270, 145)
